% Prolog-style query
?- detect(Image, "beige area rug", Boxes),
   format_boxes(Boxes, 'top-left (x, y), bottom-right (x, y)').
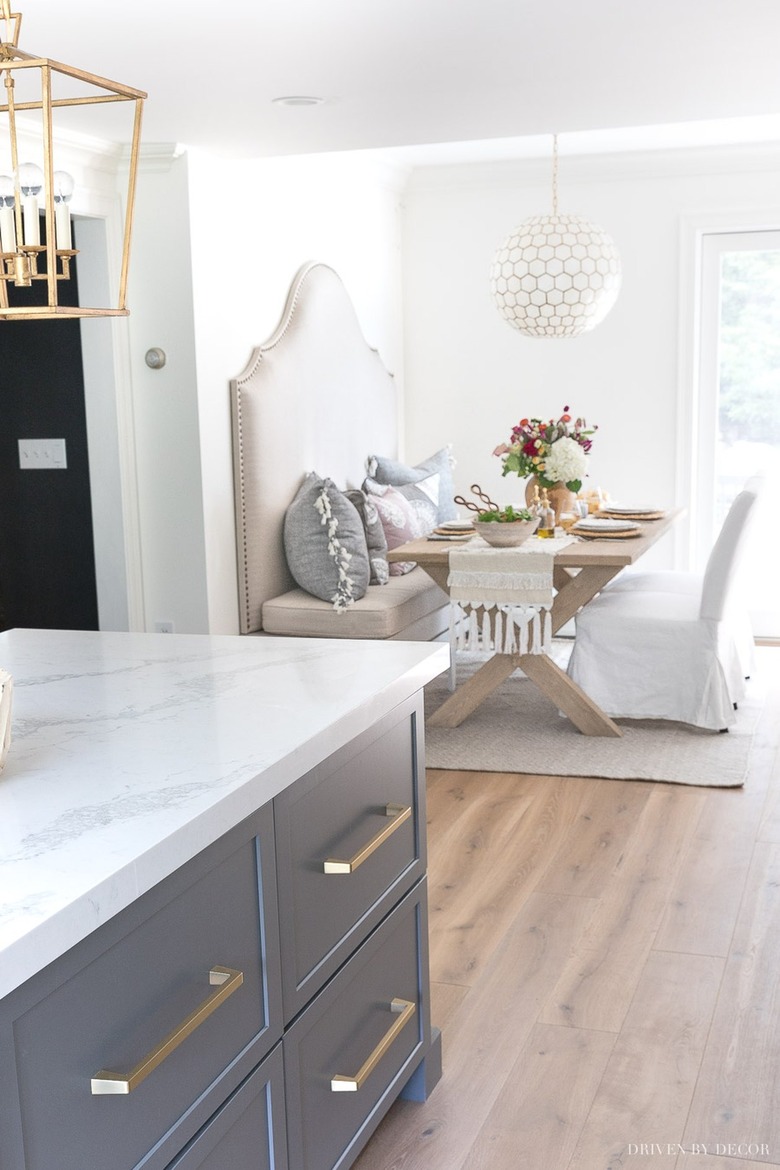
top-left (424, 646), bottom-right (764, 787)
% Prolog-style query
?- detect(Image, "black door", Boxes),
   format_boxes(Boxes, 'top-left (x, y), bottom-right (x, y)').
top-left (0, 225), bottom-right (99, 631)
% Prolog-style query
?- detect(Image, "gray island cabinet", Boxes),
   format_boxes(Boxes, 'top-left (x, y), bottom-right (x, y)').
top-left (0, 629), bottom-right (448, 1170)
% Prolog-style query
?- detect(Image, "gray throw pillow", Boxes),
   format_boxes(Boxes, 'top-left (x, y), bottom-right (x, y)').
top-left (284, 473), bottom-right (370, 610)
top-left (344, 489), bottom-right (389, 585)
top-left (366, 447), bottom-right (457, 522)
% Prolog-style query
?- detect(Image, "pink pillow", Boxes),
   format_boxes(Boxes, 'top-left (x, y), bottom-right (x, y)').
top-left (364, 479), bottom-right (423, 575)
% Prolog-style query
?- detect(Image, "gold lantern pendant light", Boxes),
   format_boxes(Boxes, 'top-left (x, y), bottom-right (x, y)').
top-left (490, 135), bottom-right (621, 337)
top-left (0, 1), bottom-right (146, 320)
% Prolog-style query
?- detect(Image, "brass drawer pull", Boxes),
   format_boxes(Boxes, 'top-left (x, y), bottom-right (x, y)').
top-left (90, 966), bottom-right (244, 1095)
top-left (330, 997), bottom-right (416, 1092)
top-left (323, 803), bottom-right (412, 875)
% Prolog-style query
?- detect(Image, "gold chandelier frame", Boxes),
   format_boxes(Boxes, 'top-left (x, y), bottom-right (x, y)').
top-left (0, 1), bottom-right (146, 320)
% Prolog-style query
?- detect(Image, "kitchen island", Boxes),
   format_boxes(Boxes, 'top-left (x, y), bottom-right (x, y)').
top-left (0, 628), bottom-right (448, 1170)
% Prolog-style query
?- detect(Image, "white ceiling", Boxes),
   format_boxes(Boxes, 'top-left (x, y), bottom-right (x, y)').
top-left (10, 0), bottom-right (780, 162)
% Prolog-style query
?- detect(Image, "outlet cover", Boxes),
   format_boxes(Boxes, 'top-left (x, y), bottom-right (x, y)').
top-left (19, 438), bottom-right (67, 469)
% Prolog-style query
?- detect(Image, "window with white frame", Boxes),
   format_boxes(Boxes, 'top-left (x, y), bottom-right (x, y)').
top-left (695, 228), bottom-right (780, 639)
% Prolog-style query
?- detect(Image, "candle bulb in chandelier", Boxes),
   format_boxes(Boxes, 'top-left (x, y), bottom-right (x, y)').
top-left (53, 171), bottom-right (74, 250)
top-left (18, 163), bottom-right (43, 246)
top-left (0, 174), bottom-right (16, 254)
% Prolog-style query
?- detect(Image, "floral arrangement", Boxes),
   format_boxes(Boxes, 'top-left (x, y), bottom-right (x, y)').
top-left (493, 406), bottom-right (597, 491)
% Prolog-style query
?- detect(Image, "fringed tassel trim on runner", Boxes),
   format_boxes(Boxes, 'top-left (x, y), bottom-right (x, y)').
top-left (449, 601), bottom-right (552, 655)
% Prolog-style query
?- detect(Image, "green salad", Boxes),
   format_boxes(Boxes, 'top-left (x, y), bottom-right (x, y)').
top-left (476, 505), bottom-right (535, 524)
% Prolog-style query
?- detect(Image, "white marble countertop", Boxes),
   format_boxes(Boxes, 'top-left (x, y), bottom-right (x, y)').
top-left (0, 629), bottom-right (448, 999)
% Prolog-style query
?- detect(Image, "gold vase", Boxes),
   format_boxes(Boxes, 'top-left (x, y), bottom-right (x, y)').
top-left (524, 476), bottom-right (575, 524)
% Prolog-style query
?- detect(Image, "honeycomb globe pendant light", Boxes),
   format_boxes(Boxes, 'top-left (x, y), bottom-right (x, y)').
top-left (490, 135), bottom-right (621, 338)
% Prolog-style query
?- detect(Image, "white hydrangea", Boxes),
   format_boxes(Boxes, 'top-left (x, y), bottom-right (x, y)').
top-left (544, 436), bottom-right (588, 486)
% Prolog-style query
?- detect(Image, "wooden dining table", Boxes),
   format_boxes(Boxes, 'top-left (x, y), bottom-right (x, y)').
top-left (387, 510), bottom-right (681, 737)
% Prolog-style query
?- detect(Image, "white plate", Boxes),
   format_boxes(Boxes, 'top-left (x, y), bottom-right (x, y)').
top-left (574, 517), bottom-right (639, 532)
top-left (439, 519), bottom-right (475, 530)
top-left (601, 505), bottom-right (660, 515)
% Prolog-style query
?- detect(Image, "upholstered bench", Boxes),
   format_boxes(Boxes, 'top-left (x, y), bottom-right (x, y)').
top-left (262, 568), bottom-right (449, 641)
top-left (230, 262), bottom-right (453, 644)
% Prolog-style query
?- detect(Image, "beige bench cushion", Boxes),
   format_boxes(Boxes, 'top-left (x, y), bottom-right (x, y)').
top-left (262, 568), bottom-right (448, 640)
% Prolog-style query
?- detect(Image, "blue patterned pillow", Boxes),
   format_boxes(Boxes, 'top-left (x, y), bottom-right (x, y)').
top-left (366, 447), bottom-right (457, 522)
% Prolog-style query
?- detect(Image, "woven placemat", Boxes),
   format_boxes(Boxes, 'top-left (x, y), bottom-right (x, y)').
top-left (573, 526), bottom-right (641, 540)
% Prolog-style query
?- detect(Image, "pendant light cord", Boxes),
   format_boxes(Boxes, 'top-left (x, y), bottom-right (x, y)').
top-left (551, 133), bottom-right (559, 217)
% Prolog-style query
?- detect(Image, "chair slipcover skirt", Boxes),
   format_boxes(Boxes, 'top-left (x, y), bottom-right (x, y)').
top-left (603, 569), bottom-right (755, 680)
top-left (567, 590), bottom-right (744, 731)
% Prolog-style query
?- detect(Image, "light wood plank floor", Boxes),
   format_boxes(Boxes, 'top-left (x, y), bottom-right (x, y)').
top-left (354, 647), bottom-right (780, 1170)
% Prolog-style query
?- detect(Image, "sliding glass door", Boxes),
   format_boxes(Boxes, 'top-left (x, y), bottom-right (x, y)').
top-left (697, 229), bottom-right (780, 639)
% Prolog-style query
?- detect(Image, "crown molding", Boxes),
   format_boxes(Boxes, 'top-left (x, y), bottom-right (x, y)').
top-left (405, 141), bottom-right (780, 192)
top-left (8, 117), bottom-right (184, 176)
top-left (7, 116), bottom-right (124, 175)
top-left (134, 143), bottom-right (187, 173)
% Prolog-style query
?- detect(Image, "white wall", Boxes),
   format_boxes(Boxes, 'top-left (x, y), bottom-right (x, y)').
top-left (77, 217), bottom-right (130, 632)
top-left (185, 150), bottom-right (407, 633)
top-left (124, 149), bottom-right (210, 634)
top-left (401, 144), bottom-right (780, 568)
top-left (118, 147), bottom-right (406, 636)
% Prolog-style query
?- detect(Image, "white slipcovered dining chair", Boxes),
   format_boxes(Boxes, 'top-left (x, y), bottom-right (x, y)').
top-left (600, 476), bottom-right (764, 680)
top-left (566, 486), bottom-right (759, 730)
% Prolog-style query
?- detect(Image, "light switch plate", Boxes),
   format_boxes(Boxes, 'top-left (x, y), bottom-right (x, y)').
top-left (18, 438), bottom-right (68, 469)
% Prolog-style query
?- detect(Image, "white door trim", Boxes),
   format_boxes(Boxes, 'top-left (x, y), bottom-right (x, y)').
top-left (676, 207), bottom-right (780, 571)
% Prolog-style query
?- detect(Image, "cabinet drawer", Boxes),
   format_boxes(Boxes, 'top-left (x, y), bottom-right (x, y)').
top-left (284, 882), bottom-right (430, 1170)
top-left (10, 807), bottom-right (282, 1170)
top-left (165, 1044), bottom-right (287, 1170)
top-left (275, 696), bottom-right (425, 1017)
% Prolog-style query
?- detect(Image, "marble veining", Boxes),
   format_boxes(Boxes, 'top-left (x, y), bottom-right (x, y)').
top-left (0, 629), bottom-right (448, 998)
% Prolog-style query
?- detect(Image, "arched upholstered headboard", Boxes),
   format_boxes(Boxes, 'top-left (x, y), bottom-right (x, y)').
top-left (230, 263), bottom-right (399, 634)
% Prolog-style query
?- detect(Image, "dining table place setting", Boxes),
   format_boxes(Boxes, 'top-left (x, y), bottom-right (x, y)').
top-left (593, 504), bottom-right (668, 521)
top-left (571, 503), bottom-right (668, 539)
top-left (571, 515), bottom-right (643, 539)
top-left (429, 518), bottom-right (476, 541)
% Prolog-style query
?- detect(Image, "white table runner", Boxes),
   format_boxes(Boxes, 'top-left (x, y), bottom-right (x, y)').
top-left (448, 535), bottom-right (575, 654)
